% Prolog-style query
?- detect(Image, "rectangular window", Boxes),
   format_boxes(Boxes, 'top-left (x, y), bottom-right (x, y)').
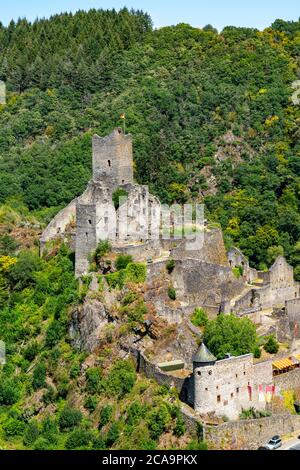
top-left (217, 395), bottom-right (221, 403)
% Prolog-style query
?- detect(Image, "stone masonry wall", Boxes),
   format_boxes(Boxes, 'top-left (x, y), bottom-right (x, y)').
top-left (204, 414), bottom-right (300, 450)
top-left (286, 298), bottom-right (300, 339)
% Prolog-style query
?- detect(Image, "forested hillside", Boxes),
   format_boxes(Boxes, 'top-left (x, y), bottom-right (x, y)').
top-left (1, 8), bottom-right (300, 450)
top-left (1, 11), bottom-right (300, 271)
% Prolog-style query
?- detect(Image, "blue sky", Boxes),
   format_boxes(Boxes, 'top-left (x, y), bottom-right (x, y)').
top-left (0, 0), bottom-right (299, 30)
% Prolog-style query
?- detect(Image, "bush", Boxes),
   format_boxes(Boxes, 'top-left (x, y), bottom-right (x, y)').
top-left (32, 362), bottom-right (46, 390)
top-left (106, 360), bottom-right (136, 398)
top-left (23, 421), bottom-right (40, 446)
top-left (115, 255), bottom-right (133, 271)
top-left (124, 263), bottom-right (146, 284)
top-left (126, 401), bottom-right (146, 425)
top-left (168, 287), bottom-right (176, 300)
top-left (166, 259), bottom-right (175, 274)
top-left (99, 405), bottom-right (113, 428)
top-left (59, 405), bottom-right (83, 431)
top-left (95, 240), bottom-right (111, 263)
top-left (41, 416), bottom-right (58, 444)
top-left (191, 308), bottom-right (208, 327)
top-left (105, 271), bottom-right (124, 290)
top-left (85, 367), bottom-right (103, 394)
top-left (33, 437), bottom-right (51, 450)
top-left (23, 341), bottom-right (39, 361)
top-left (147, 404), bottom-right (170, 440)
top-left (105, 421), bottom-right (120, 447)
top-left (84, 395), bottom-right (98, 412)
top-left (8, 251), bottom-right (42, 290)
top-left (65, 428), bottom-right (93, 450)
top-left (0, 377), bottom-right (21, 405)
top-left (264, 335), bottom-right (279, 354)
top-left (173, 415), bottom-right (186, 437)
top-left (253, 346), bottom-right (262, 358)
top-left (3, 417), bottom-right (25, 438)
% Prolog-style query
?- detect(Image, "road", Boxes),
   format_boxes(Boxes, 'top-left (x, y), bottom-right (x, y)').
top-left (279, 436), bottom-right (300, 450)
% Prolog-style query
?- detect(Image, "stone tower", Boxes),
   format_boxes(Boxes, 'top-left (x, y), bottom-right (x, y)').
top-left (92, 127), bottom-right (133, 190)
top-left (193, 343), bottom-right (217, 414)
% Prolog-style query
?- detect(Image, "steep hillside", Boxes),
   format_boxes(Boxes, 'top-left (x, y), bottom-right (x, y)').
top-left (0, 13), bottom-right (300, 270)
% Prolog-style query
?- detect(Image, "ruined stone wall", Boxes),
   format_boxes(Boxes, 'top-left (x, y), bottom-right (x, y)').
top-left (173, 259), bottom-right (244, 316)
top-left (138, 351), bottom-right (194, 404)
top-left (204, 414), bottom-right (300, 450)
top-left (286, 298), bottom-right (300, 339)
top-left (171, 228), bottom-right (228, 267)
top-left (40, 198), bottom-right (77, 252)
top-left (112, 240), bottom-right (160, 261)
top-left (194, 355), bottom-right (273, 420)
top-left (274, 368), bottom-right (300, 391)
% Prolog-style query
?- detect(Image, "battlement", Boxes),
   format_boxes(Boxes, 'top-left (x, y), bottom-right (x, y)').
top-left (92, 128), bottom-right (133, 189)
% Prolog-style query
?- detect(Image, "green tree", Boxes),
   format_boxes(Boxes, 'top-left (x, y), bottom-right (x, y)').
top-left (203, 314), bottom-right (258, 359)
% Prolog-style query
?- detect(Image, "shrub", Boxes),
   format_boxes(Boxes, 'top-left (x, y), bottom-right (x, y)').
top-left (85, 367), bottom-right (103, 394)
top-left (33, 437), bottom-right (51, 450)
top-left (105, 421), bottom-right (120, 447)
top-left (105, 271), bottom-right (124, 290)
top-left (65, 428), bottom-right (93, 450)
top-left (106, 360), bottom-right (136, 398)
top-left (3, 417), bottom-right (25, 438)
top-left (253, 346), bottom-right (262, 358)
top-left (168, 287), bottom-right (176, 300)
top-left (264, 335), bottom-right (279, 354)
top-left (45, 320), bottom-right (65, 347)
top-left (112, 188), bottom-right (128, 210)
top-left (92, 435), bottom-right (107, 450)
top-left (122, 291), bottom-right (138, 305)
top-left (95, 240), bottom-right (111, 263)
top-left (173, 415), bottom-right (186, 437)
top-left (126, 401), bottom-right (146, 426)
top-left (147, 404), bottom-right (170, 440)
top-left (59, 405), bottom-right (83, 431)
top-left (115, 255), bottom-right (133, 271)
top-left (41, 416), bottom-right (58, 444)
top-left (8, 251), bottom-right (42, 290)
top-left (0, 377), bottom-right (21, 405)
top-left (84, 395), bottom-right (98, 412)
top-left (23, 341), bottom-right (39, 361)
top-left (32, 362), bottom-right (46, 390)
top-left (23, 421), bottom-right (40, 446)
top-left (124, 263), bottom-right (146, 284)
top-left (99, 405), bottom-right (113, 428)
top-left (191, 308), bottom-right (208, 327)
top-left (166, 259), bottom-right (175, 274)
top-left (186, 440), bottom-right (208, 450)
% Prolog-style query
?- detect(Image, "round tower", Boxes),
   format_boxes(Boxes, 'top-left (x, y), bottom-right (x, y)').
top-left (193, 343), bottom-right (217, 414)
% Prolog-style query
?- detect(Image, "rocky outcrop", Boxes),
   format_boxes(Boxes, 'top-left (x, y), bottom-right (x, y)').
top-left (69, 299), bottom-right (109, 352)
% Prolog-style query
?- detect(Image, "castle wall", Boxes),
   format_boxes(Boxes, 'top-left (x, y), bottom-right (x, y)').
top-left (173, 259), bottom-right (244, 317)
top-left (204, 414), bottom-right (300, 450)
top-left (40, 198), bottom-right (77, 253)
top-left (75, 203), bottom-right (97, 277)
top-left (194, 355), bottom-right (273, 420)
top-left (286, 298), bottom-right (300, 339)
top-left (171, 229), bottom-right (228, 267)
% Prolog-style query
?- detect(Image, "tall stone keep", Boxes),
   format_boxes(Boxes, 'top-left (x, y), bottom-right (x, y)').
top-left (92, 127), bottom-right (133, 190)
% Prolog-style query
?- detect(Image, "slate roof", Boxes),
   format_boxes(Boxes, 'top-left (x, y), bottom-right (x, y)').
top-left (192, 343), bottom-right (217, 364)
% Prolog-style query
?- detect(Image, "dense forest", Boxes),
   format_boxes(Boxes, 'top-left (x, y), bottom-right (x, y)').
top-left (1, 8), bottom-right (300, 449)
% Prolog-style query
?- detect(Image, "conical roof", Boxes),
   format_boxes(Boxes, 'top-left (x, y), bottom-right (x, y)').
top-left (192, 343), bottom-right (216, 364)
